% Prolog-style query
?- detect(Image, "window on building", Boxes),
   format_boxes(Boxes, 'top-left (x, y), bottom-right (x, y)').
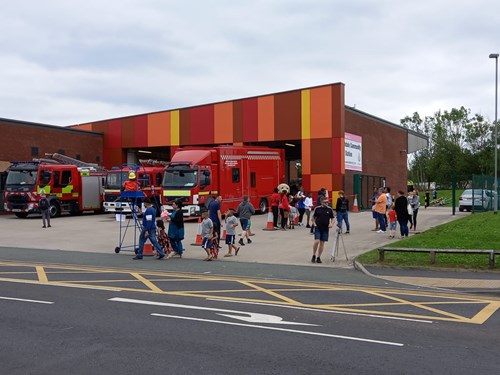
top-left (58, 149), bottom-right (65, 155)
top-left (76, 154), bottom-right (81, 160)
top-left (31, 147), bottom-right (39, 157)
top-left (232, 168), bottom-right (240, 183)
top-left (96, 156), bottom-right (100, 163)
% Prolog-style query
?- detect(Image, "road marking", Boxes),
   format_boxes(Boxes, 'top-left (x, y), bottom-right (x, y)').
top-left (238, 280), bottom-right (300, 305)
top-left (206, 298), bottom-right (434, 324)
top-left (109, 297), bottom-right (317, 326)
top-left (131, 273), bottom-right (162, 293)
top-left (0, 296), bottom-right (53, 304)
top-left (36, 266), bottom-right (48, 283)
top-left (151, 314), bottom-right (404, 347)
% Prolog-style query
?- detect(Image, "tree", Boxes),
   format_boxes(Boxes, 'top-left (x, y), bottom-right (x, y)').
top-left (401, 107), bottom-right (494, 187)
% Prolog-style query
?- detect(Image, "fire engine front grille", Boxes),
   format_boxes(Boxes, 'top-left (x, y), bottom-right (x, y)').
top-left (7, 194), bottom-right (29, 204)
top-left (104, 194), bottom-right (120, 202)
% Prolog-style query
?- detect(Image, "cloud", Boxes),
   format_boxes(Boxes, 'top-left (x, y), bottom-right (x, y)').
top-left (0, 0), bottom-right (499, 126)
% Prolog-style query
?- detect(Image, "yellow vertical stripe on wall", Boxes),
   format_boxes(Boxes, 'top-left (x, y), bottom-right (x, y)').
top-left (301, 90), bottom-right (311, 140)
top-left (170, 110), bottom-right (180, 146)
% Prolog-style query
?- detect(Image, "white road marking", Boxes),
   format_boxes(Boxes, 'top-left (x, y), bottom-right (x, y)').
top-left (151, 313), bottom-right (404, 347)
top-left (207, 298), bottom-right (434, 324)
top-left (0, 296), bottom-right (53, 304)
top-left (109, 297), bottom-right (317, 326)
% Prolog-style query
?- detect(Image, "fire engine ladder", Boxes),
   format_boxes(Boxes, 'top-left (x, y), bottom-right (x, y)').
top-left (45, 153), bottom-right (107, 172)
top-left (139, 159), bottom-right (169, 167)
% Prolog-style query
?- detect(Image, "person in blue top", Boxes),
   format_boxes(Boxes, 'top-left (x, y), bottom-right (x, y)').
top-left (133, 197), bottom-right (166, 260)
top-left (208, 195), bottom-right (223, 243)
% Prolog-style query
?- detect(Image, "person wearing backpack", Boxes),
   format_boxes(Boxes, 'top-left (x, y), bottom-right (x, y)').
top-left (38, 190), bottom-right (51, 228)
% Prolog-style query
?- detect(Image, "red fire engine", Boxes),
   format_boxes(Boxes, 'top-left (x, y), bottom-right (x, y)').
top-left (4, 153), bottom-right (106, 218)
top-left (103, 159), bottom-right (166, 214)
top-left (162, 146), bottom-right (285, 217)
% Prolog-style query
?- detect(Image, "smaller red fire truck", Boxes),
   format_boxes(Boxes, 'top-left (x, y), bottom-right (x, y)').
top-left (4, 153), bottom-right (106, 218)
top-left (102, 159), bottom-right (166, 214)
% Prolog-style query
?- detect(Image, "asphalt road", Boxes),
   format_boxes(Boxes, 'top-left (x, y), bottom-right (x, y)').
top-left (1, 249), bottom-right (499, 375)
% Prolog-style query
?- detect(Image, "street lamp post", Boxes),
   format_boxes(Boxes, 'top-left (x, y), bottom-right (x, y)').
top-left (490, 53), bottom-right (499, 214)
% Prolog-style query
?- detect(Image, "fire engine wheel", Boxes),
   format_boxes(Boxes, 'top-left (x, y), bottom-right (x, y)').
top-left (49, 202), bottom-right (61, 218)
top-left (259, 198), bottom-right (268, 214)
top-left (114, 247), bottom-right (120, 254)
top-left (14, 212), bottom-right (29, 218)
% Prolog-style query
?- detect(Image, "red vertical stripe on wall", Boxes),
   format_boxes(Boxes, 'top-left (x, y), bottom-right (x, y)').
top-left (133, 115), bottom-right (148, 147)
top-left (332, 137), bottom-right (345, 174)
top-left (179, 109), bottom-right (191, 146)
top-left (190, 105), bottom-right (215, 145)
top-left (242, 98), bottom-right (258, 142)
top-left (233, 101), bottom-right (243, 143)
top-left (107, 120), bottom-right (122, 148)
top-left (121, 118), bottom-right (135, 148)
top-left (274, 91), bottom-right (301, 141)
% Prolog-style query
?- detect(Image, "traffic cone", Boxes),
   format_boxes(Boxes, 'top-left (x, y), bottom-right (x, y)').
top-left (191, 216), bottom-right (203, 246)
top-left (143, 243), bottom-right (154, 256)
top-left (352, 194), bottom-right (359, 213)
top-left (262, 207), bottom-right (275, 231)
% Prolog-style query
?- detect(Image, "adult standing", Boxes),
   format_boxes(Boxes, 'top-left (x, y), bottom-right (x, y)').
top-left (311, 196), bottom-right (335, 264)
top-left (409, 190), bottom-right (421, 230)
top-left (370, 187), bottom-right (380, 231)
top-left (237, 196), bottom-right (255, 246)
top-left (335, 191), bottom-right (350, 234)
top-left (38, 190), bottom-right (51, 228)
top-left (295, 187), bottom-right (306, 226)
top-left (270, 188), bottom-right (281, 229)
top-left (374, 187), bottom-right (387, 233)
top-left (208, 195), bottom-right (223, 243)
top-left (278, 189), bottom-right (290, 230)
top-left (167, 200), bottom-right (185, 258)
top-left (394, 190), bottom-right (410, 238)
top-left (132, 197), bottom-right (166, 260)
top-left (304, 192), bottom-right (313, 228)
top-left (310, 188), bottom-right (327, 234)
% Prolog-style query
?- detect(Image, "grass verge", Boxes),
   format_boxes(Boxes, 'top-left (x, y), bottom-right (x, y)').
top-left (357, 211), bottom-right (500, 270)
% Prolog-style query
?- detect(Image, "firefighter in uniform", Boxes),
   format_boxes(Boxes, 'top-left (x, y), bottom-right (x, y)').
top-left (123, 171), bottom-right (142, 213)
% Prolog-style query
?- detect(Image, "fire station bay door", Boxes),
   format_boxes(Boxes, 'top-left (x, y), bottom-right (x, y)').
top-left (353, 174), bottom-right (385, 210)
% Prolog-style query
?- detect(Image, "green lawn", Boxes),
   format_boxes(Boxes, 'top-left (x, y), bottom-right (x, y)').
top-left (357, 211), bottom-right (500, 270)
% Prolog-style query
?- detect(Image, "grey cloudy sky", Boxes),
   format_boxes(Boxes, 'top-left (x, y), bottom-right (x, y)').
top-left (1, 0), bottom-right (499, 127)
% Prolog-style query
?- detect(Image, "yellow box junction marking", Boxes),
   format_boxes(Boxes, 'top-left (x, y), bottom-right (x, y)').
top-left (0, 261), bottom-right (499, 325)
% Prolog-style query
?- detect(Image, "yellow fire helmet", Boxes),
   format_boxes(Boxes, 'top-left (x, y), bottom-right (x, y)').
top-left (128, 171), bottom-right (136, 180)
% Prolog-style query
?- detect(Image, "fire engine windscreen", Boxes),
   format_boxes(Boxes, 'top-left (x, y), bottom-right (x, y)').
top-left (163, 168), bottom-right (198, 188)
top-left (6, 169), bottom-right (38, 187)
top-left (106, 171), bottom-right (131, 189)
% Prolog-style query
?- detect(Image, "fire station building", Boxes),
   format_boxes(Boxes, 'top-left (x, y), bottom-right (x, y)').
top-left (1, 82), bottom-right (426, 210)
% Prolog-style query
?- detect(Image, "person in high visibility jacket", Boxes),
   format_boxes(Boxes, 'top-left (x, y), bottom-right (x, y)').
top-left (123, 171), bottom-right (141, 191)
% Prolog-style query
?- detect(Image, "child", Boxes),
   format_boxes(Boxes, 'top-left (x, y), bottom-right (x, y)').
top-left (200, 210), bottom-right (214, 261)
top-left (289, 206), bottom-right (297, 229)
top-left (224, 208), bottom-right (240, 257)
top-left (156, 219), bottom-right (171, 255)
top-left (387, 206), bottom-right (397, 239)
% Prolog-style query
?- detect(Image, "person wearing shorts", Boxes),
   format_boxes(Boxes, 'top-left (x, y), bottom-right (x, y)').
top-left (311, 197), bottom-right (335, 264)
top-left (224, 208), bottom-right (240, 257)
top-left (237, 196), bottom-right (255, 246)
top-left (200, 210), bottom-right (214, 261)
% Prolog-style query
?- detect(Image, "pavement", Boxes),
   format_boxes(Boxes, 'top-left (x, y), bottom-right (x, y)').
top-left (1, 206), bottom-right (499, 294)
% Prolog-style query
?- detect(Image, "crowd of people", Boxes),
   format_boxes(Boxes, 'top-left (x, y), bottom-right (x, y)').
top-left (105, 178), bottom-right (424, 263)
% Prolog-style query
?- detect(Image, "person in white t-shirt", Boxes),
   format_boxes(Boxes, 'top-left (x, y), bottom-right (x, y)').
top-left (304, 192), bottom-right (313, 228)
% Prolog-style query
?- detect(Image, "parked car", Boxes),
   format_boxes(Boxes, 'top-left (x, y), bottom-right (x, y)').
top-left (458, 189), bottom-right (493, 212)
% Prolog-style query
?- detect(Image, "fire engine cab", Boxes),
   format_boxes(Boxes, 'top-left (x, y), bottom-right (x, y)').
top-left (4, 153), bottom-right (106, 218)
top-left (103, 159), bottom-right (166, 214)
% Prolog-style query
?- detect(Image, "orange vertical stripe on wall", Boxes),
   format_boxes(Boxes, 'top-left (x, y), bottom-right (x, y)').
top-left (214, 102), bottom-right (233, 144)
top-left (121, 118), bottom-right (135, 148)
top-left (147, 112), bottom-right (170, 147)
top-left (257, 95), bottom-right (274, 141)
top-left (310, 86), bottom-right (332, 139)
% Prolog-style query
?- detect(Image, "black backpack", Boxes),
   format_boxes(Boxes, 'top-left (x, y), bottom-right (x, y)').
top-left (39, 197), bottom-right (49, 210)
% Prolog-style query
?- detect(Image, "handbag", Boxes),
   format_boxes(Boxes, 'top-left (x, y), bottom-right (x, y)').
top-left (407, 203), bottom-right (413, 215)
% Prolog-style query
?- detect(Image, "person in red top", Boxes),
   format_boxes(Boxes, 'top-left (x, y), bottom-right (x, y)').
top-left (278, 189), bottom-right (290, 230)
top-left (270, 187), bottom-right (281, 229)
top-left (123, 171), bottom-right (141, 191)
top-left (387, 205), bottom-right (397, 238)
